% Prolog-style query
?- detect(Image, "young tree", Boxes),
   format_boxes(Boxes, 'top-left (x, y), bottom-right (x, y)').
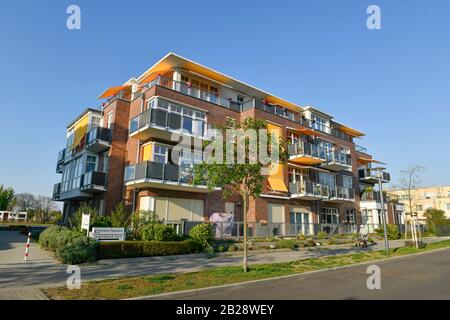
top-left (0, 185), bottom-right (15, 211)
top-left (34, 195), bottom-right (57, 223)
top-left (423, 208), bottom-right (446, 234)
top-left (397, 164), bottom-right (425, 245)
top-left (194, 118), bottom-right (287, 272)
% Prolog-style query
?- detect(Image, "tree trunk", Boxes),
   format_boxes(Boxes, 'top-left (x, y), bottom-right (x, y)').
top-left (242, 190), bottom-right (248, 273)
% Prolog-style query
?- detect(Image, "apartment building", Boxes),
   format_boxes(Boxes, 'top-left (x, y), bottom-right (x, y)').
top-left (52, 52), bottom-right (389, 235)
top-left (388, 186), bottom-right (450, 221)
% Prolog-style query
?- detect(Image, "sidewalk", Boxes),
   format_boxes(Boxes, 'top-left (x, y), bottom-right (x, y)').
top-left (1, 231), bottom-right (449, 299)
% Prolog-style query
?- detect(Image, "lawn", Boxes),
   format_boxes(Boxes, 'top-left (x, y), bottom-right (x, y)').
top-left (42, 239), bottom-right (450, 300)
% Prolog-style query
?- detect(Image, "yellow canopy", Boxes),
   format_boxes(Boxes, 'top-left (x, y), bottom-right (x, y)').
top-left (68, 114), bottom-right (88, 150)
top-left (97, 85), bottom-right (130, 99)
top-left (267, 123), bottom-right (288, 192)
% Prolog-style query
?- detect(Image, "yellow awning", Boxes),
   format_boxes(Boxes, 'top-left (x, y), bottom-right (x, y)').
top-left (268, 175), bottom-right (289, 192)
top-left (68, 114), bottom-right (88, 150)
top-left (357, 157), bottom-right (386, 165)
top-left (97, 85), bottom-right (130, 99)
top-left (267, 122), bottom-right (288, 192)
top-left (140, 70), bottom-right (171, 84)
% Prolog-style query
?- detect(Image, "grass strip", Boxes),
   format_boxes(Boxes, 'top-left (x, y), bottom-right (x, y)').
top-left (42, 239), bottom-right (450, 300)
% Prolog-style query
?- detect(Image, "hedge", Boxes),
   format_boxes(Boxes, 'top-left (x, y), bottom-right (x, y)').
top-left (98, 239), bottom-right (203, 259)
top-left (56, 236), bottom-right (98, 264)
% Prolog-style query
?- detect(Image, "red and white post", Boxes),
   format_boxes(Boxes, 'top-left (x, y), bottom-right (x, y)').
top-left (24, 232), bottom-right (31, 262)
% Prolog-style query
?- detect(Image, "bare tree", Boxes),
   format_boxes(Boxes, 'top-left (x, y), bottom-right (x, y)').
top-left (397, 164), bottom-right (426, 241)
top-left (35, 195), bottom-right (57, 223)
top-left (14, 193), bottom-right (37, 212)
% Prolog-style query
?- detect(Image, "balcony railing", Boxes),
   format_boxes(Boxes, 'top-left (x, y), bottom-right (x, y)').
top-left (289, 181), bottom-right (329, 198)
top-left (288, 141), bottom-right (328, 161)
top-left (329, 186), bottom-right (355, 201)
top-left (52, 183), bottom-right (61, 201)
top-left (129, 102), bottom-right (206, 139)
top-left (322, 151), bottom-right (352, 168)
top-left (358, 168), bottom-right (391, 182)
top-left (80, 171), bottom-right (107, 192)
top-left (56, 149), bottom-right (65, 173)
top-left (355, 145), bottom-right (368, 153)
top-left (361, 191), bottom-right (387, 202)
top-left (242, 99), bottom-right (310, 126)
top-left (125, 161), bottom-right (202, 185)
top-left (86, 127), bottom-right (111, 146)
top-left (144, 75), bottom-right (242, 112)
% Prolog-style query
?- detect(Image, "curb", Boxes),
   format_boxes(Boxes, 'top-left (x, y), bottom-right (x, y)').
top-left (126, 245), bottom-right (450, 300)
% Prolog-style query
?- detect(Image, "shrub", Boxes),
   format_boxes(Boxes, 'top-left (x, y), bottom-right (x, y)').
top-left (39, 226), bottom-right (83, 252)
top-left (128, 210), bottom-right (161, 240)
top-left (404, 240), bottom-right (427, 249)
top-left (98, 240), bottom-right (202, 259)
top-left (111, 202), bottom-right (130, 228)
top-left (141, 223), bottom-right (176, 241)
top-left (56, 236), bottom-right (98, 264)
top-left (276, 239), bottom-right (297, 249)
top-left (317, 231), bottom-right (327, 240)
top-left (375, 224), bottom-right (400, 240)
top-left (188, 224), bottom-right (214, 247)
top-left (227, 244), bottom-right (238, 252)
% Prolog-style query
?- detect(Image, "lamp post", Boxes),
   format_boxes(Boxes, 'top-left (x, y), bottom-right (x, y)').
top-left (372, 167), bottom-right (389, 254)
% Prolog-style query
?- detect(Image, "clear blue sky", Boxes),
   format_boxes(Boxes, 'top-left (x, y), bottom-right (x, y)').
top-left (1, 0), bottom-right (449, 197)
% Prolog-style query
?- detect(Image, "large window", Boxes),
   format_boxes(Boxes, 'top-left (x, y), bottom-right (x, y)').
top-left (319, 172), bottom-right (336, 189)
top-left (153, 145), bottom-right (168, 164)
top-left (321, 207), bottom-right (339, 224)
top-left (147, 99), bottom-right (206, 137)
top-left (342, 175), bottom-right (353, 189)
top-left (311, 114), bottom-right (331, 133)
top-left (61, 156), bottom-right (83, 192)
top-left (345, 209), bottom-right (356, 224)
top-left (86, 155), bottom-right (97, 173)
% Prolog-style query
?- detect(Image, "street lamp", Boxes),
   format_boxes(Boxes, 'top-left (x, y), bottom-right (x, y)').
top-left (371, 167), bottom-right (389, 254)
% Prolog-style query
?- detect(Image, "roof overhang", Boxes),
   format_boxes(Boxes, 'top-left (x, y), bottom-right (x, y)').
top-left (332, 121), bottom-right (365, 137)
top-left (134, 52), bottom-right (304, 113)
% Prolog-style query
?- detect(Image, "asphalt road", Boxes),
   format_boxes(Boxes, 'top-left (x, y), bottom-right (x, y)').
top-left (181, 248), bottom-right (450, 300)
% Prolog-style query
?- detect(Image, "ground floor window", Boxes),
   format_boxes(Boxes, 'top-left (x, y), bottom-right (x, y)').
top-left (139, 196), bottom-right (204, 222)
top-left (361, 209), bottom-right (374, 224)
top-left (320, 207), bottom-right (339, 224)
top-left (345, 209), bottom-right (356, 224)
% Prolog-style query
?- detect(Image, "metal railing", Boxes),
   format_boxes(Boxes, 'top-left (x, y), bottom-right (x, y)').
top-left (145, 75), bottom-right (242, 112)
top-left (288, 141), bottom-right (328, 160)
top-left (80, 171), bottom-right (107, 190)
top-left (86, 127), bottom-right (111, 146)
top-left (358, 168), bottom-right (391, 182)
top-left (289, 181), bottom-right (330, 198)
top-left (129, 103), bottom-right (206, 138)
top-left (124, 161), bottom-right (201, 185)
top-left (167, 221), bottom-right (395, 239)
top-left (360, 191), bottom-right (387, 202)
top-left (324, 150), bottom-right (352, 167)
top-left (355, 145), bottom-right (368, 153)
top-left (329, 186), bottom-right (355, 201)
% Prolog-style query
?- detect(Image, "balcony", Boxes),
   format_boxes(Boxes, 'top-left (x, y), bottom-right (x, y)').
top-left (321, 151), bottom-right (352, 171)
top-left (80, 171), bottom-right (107, 193)
top-left (86, 127), bottom-right (111, 153)
top-left (129, 100), bottom-right (207, 141)
top-left (56, 149), bottom-right (65, 173)
top-left (360, 191), bottom-right (387, 203)
top-left (144, 76), bottom-right (242, 112)
top-left (358, 168), bottom-right (390, 184)
top-left (325, 187), bottom-right (355, 203)
top-left (52, 183), bottom-right (61, 201)
top-left (124, 161), bottom-right (210, 193)
top-left (288, 142), bottom-right (327, 165)
top-left (289, 181), bottom-right (329, 200)
top-left (242, 99), bottom-right (310, 126)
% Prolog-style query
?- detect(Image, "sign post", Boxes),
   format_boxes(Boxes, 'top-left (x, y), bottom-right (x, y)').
top-left (81, 213), bottom-right (90, 236)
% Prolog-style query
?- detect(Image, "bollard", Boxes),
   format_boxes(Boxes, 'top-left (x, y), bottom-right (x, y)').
top-left (24, 232), bottom-right (31, 262)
